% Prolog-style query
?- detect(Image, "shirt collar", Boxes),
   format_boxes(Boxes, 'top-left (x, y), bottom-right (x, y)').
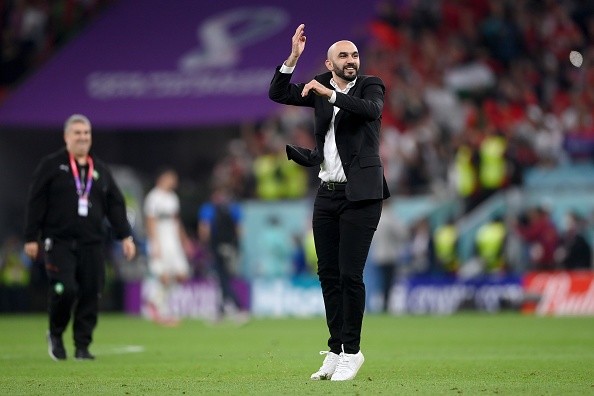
top-left (330, 78), bottom-right (357, 92)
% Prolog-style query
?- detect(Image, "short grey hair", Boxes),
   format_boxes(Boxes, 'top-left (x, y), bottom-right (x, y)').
top-left (64, 114), bottom-right (91, 132)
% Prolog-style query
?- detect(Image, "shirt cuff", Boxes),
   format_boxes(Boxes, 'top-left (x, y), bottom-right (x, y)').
top-left (328, 91), bottom-right (337, 104)
top-left (280, 63), bottom-right (295, 74)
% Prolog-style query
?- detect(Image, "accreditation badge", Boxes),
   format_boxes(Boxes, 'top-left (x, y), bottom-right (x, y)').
top-left (78, 196), bottom-right (89, 217)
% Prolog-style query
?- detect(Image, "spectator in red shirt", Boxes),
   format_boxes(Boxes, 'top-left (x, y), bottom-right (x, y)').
top-left (515, 206), bottom-right (560, 271)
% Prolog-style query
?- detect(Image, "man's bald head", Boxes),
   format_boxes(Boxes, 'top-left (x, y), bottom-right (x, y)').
top-left (327, 40), bottom-right (358, 60)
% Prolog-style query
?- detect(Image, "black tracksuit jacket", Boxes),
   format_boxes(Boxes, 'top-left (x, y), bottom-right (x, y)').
top-left (24, 148), bottom-right (132, 245)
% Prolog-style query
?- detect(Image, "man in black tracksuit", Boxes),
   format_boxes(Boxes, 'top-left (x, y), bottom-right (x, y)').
top-left (24, 114), bottom-right (136, 361)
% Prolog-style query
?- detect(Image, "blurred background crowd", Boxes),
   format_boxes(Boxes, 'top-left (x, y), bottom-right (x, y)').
top-left (1, 0), bottom-right (593, 313)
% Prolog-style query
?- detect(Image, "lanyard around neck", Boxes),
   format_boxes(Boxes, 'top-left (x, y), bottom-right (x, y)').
top-left (69, 153), bottom-right (94, 197)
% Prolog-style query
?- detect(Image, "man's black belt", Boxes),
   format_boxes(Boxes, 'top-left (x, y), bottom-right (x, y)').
top-left (320, 181), bottom-right (347, 191)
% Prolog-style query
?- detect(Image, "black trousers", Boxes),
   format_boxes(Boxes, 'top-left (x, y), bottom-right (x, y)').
top-left (312, 186), bottom-right (382, 355)
top-left (212, 243), bottom-right (241, 314)
top-left (45, 240), bottom-right (105, 349)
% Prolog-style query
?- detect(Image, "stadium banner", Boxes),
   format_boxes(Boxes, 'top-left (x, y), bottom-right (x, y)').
top-left (522, 271), bottom-right (594, 316)
top-left (388, 275), bottom-right (524, 315)
top-left (0, 0), bottom-right (376, 129)
top-left (124, 278), bottom-right (250, 320)
top-left (250, 277), bottom-right (325, 317)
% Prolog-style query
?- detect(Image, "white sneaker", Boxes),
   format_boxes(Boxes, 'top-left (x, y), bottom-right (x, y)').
top-left (310, 351), bottom-right (340, 380)
top-left (331, 350), bottom-right (365, 381)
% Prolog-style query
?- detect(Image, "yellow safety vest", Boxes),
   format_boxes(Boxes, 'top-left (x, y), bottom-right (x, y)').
top-left (434, 225), bottom-right (458, 272)
top-left (280, 160), bottom-right (308, 199)
top-left (0, 253), bottom-right (30, 286)
top-left (475, 221), bottom-right (506, 271)
top-left (253, 154), bottom-right (308, 200)
top-left (479, 136), bottom-right (506, 189)
top-left (455, 146), bottom-right (477, 197)
top-left (253, 154), bottom-right (283, 200)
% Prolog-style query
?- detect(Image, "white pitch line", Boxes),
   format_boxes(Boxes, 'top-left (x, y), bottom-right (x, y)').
top-left (97, 345), bottom-right (145, 355)
top-left (1, 345), bottom-right (145, 360)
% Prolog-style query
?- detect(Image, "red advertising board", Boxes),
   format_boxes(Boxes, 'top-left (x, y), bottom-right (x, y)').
top-left (522, 271), bottom-right (594, 315)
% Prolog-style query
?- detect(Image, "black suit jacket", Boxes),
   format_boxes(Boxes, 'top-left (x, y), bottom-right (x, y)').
top-left (269, 66), bottom-right (390, 201)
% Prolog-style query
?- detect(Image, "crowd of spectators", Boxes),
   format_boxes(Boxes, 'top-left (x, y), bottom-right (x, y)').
top-left (398, 205), bottom-right (593, 283)
top-left (0, 0), bottom-right (115, 102)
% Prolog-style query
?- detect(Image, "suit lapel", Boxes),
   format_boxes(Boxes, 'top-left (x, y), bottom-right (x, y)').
top-left (315, 98), bottom-right (333, 139)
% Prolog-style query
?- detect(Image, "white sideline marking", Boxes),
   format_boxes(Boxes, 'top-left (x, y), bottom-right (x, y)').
top-left (98, 345), bottom-right (145, 355)
top-left (1, 345), bottom-right (145, 360)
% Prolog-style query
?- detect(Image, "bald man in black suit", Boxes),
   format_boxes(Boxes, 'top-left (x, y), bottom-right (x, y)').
top-left (269, 24), bottom-right (390, 381)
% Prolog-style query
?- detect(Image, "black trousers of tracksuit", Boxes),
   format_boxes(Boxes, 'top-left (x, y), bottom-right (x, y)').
top-left (45, 240), bottom-right (105, 349)
top-left (312, 184), bottom-right (382, 355)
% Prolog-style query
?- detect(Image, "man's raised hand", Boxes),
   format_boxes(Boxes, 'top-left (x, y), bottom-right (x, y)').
top-left (286, 24), bottom-right (306, 67)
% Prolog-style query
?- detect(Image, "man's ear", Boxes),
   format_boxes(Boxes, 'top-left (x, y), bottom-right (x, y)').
top-left (325, 59), bottom-right (333, 71)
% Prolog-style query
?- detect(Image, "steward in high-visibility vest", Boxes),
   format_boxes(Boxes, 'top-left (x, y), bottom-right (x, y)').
top-left (253, 150), bottom-right (308, 200)
top-left (479, 134), bottom-right (507, 191)
top-left (455, 145), bottom-right (478, 199)
top-left (475, 218), bottom-right (506, 272)
top-left (433, 221), bottom-right (459, 274)
top-left (253, 153), bottom-right (284, 200)
top-left (0, 250), bottom-right (30, 287)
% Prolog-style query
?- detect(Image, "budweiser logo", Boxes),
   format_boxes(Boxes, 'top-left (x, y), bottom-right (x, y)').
top-left (526, 272), bottom-right (594, 315)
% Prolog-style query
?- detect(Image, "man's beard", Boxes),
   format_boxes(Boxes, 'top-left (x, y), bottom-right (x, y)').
top-left (332, 63), bottom-right (358, 81)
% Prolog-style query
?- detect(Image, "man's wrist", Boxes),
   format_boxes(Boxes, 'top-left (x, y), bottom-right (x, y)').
top-left (284, 54), bottom-right (299, 67)
top-left (280, 63), bottom-right (295, 74)
top-left (328, 91), bottom-right (337, 103)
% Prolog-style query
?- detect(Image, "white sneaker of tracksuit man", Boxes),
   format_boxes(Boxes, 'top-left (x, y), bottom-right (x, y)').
top-left (310, 349), bottom-right (365, 381)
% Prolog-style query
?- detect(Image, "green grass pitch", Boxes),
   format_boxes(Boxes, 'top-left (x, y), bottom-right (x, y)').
top-left (0, 313), bottom-right (593, 395)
